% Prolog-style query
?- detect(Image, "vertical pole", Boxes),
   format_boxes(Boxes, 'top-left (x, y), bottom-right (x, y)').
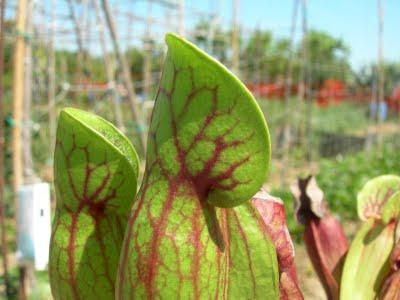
top-left (296, 0), bottom-right (310, 158)
top-left (143, 0), bottom-right (152, 102)
top-left (377, 0), bottom-right (384, 148)
top-left (254, 27), bottom-right (261, 98)
top-left (231, 0), bottom-right (240, 75)
top-left (48, 0), bottom-right (56, 151)
top-left (0, 0), bottom-right (12, 297)
top-left (280, 0), bottom-right (299, 186)
top-left (12, 0), bottom-right (28, 298)
top-left (366, 72), bottom-right (377, 151)
top-left (23, 0), bottom-right (34, 180)
top-left (23, 0), bottom-right (36, 295)
top-left (67, 0), bottom-right (84, 83)
top-left (301, 0), bottom-right (313, 163)
top-left (92, 0), bottom-right (125, 131)
top-left (12, 0), bottom-right (26, 193)
top-left (207, 0), bottom-right (218, 55)
top-left (101, 0), bottom-right (146, 152)
top-left (178, 0), bottom-right (185, 36)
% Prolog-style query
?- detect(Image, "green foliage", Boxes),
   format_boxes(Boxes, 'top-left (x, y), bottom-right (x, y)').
top-left (193, 19), bottom-right (230, 64)
top-left (29, 271), bottom-right (52, 300)
top-left (311, 102), bottom-right (369, 134)
top-left (241, 30), bottom-right (273, 80)
top-left (272, 144), bottom-right (400, 242)
top-left (317, 145), bottom-right (400, 220)
top-left (355, 62), bottom-right (400, 94)
top-left (305, 30), bottom-right (351, 84)
top-left (126, 45), bottom-right (164, 86)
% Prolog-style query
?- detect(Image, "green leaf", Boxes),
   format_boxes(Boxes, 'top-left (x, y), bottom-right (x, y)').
top-left (382, 191), bottom-right (400, 224)
top-left (116, 33), bottom-right (278, 299)
top-left (225, 203), bottom-right (280, 299)
top-left (340, 219), bottom-right (395, 300)
top-left (49, 108), bottom-right (139, 299)
top-left (357, 175), bottom-right (400, 221)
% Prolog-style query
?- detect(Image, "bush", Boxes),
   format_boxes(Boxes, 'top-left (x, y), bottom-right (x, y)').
top-left (272, 143), bottom-right (400, 240)
top-left (317, 144), bottom-right (400, 220)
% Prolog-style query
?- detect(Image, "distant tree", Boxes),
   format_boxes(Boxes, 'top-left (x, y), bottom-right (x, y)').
top-left (193, 19), bottom-right (230, 64)
top-left (240, 29), bottom-right (272, 82)
top-left (355, 62), bottom-right (400, 95)
top-left (267, 37), bottom-right (292, 82)
top-left (301, 30), bottom-right (351, 85)
top-left (126, 47), bottom-right (144, 82)
top-left (125, 42), bottom-right (164, 93)
top-left (383, 62), bottom-right (400, 93)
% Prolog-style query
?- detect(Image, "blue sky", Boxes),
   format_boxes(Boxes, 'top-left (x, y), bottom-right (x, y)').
top-left (120, 0), bottom-right (400, 69)
top-left (190, 0), bottom-right (400, 69)
top-left (8, 0), bottom-right (399, 70)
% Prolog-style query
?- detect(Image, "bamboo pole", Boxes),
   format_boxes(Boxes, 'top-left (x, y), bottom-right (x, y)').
top-left (143, 0), bottom-right (153, 102)
top-left (366, 72), bottom-right (377, 151)
top-left (231, 0), bottom-right (240, 75)
top-left (280, 0), bottom-right (299, 186)
top-left (178, 0), bottom-right (185, 36)
top-left (12, 0), bottom-right (26, 192)
top-left (47, 0), bottom-right (56, 151)
top-left (67, 0), bottom-right (84, 83)
top-left (302, 0), bottom-right (313, 163)
top-left (377, 0), bottom-right (384, 148)
top-left (22, 0), bottom-right (36, 295)
top-left (92, 0), bottom-right (125, 131)
top-left (101, 0), bottom-right (147, 152)
top-left (296, 45), bottom-right (306, 144)
top-left (12, 0), bottom-right (29, 298)
top-left (0, 0), bottom-right (12, 296)
top-left (296, 0), bottom-right (310, 158)
top-left (22, 0), bottom-right (34, 181)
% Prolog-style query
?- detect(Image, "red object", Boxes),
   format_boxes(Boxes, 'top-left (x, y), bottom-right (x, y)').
top-left (247, 79), bottom-right (348, 108)
top-left (387, 85), bottom-right (400, 112)
top-left (252, 190), bottom-right (303, 300)
top-left (292, 176), bottom-right (349, 300)
top-left (316, 79), bottom-right (347, 107)
top-left (246, 83), bottom-right (286, 99)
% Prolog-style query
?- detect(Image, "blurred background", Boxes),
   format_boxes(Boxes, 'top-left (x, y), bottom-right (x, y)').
top-left (1, 0), bottom-right (400, 299)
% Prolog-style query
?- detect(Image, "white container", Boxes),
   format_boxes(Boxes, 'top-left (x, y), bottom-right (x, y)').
top-left (17, 182), bottom-right (51, 271)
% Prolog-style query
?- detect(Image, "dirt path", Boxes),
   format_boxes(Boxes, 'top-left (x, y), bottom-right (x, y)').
top-left (295, 245), bottom-right (327, 300)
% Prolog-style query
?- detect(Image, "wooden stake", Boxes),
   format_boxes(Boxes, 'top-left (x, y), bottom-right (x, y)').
top-left (47, 0), bottom-right (56, 154)
top-left (231, 0), bottom-right (240, 75)
top-left (0, 0), bottom-right (12, 296)
top-left (178, 0), bottom-right (185, 36)
top-left (302, 0), bottom-right (313, 163)
top-left (296, 0), bottom-right (311, 160)
top-left (101, 0), bottom-right (147, 152)
top-left (12, 0), bottom-right (26, 192)
top-left (12, 0), bottom-right (28, 298)
top-left (92, 0), bottom-right (125, 131)
top-left (22, 0), bottom-right (34, 181)
top-left (67, 0), bottom-right (84, 83)
top-left (280, 0), bottom-right (299, 186)
top-left (377, 0), bottom-right (384, 148)
top-left (143, 0), bottom-right (153, 102)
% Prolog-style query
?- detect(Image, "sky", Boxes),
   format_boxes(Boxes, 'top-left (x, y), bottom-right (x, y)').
top-left (192, 0), bottom-right (400, 70)
top-left (7, 0), bottom-right (400, 70)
